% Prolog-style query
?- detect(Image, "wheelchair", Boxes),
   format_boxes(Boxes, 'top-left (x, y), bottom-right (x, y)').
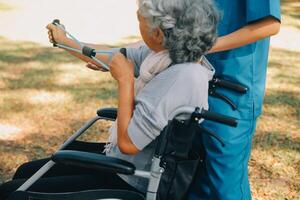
top-left (4, 106), bottom-right (237, 200)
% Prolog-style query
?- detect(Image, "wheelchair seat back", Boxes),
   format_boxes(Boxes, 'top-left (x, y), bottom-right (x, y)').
top-left (155, 115), bottom-right (204, 200)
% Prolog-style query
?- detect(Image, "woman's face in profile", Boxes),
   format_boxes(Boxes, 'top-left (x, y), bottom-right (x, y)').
top-left (137, 10), bottom-right (164, 52)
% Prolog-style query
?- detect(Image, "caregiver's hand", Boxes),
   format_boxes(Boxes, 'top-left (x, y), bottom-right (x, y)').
top-left (109, 53), bottom-right (134, 83)
top-left (46, 23), bottom-right (67, 45)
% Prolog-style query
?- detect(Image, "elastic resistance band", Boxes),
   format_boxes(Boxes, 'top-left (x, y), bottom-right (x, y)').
top-left (52, 19), bottom-right (124, 71)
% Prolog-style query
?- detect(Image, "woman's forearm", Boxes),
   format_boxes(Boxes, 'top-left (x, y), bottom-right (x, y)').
top-left (116, 80), bottom-right (138, 155)
top-left (61, 38), bottom-right (111, 67)
top-left (209, 17), bottom-right (281, 53)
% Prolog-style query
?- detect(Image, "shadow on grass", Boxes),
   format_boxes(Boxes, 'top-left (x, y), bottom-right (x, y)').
top-left (264, 91), bottom-right (300, 119)
top-left (0, 36), bottom-right (80, 92)
top-left (64, 83), bottom-right (117, 103)
top-left (274, 73), bottom-right (300, 85)
top-left (0, 98), bottom-right (36, 113)
top-left (268, 59), bottom-right (294, 69)
top-left (253, 131), bottom-right (300, 152)
top-left (268, 48), bottom-right (300, 69)
top-left (252, 131), bottom-right (300, 192)
top-left (266, 47), bottom-right (300, 119)
top-left (0, 38), bottom-right (79, 65)
top-left (5, 68), bottom-right (57, 89)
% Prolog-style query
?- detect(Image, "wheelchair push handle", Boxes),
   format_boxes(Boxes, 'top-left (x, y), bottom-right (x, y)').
top-left (194, 108), bottom-right (238, 127)
top-left (211, 77), bottom-right (248, 94)
top-left (201, 109), bottom-right (238, 127)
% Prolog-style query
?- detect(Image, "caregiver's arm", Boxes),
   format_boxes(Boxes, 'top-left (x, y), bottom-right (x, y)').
top-left (109, 53), bottom-right (139, 155)
top-left (46, 24), bottom-right (111, 69)
top-left (209, 17), bottom-right (280, 53)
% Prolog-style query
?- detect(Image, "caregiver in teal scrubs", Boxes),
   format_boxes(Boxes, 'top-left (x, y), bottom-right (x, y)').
top-left (189, 0), bottom-right (281, 199)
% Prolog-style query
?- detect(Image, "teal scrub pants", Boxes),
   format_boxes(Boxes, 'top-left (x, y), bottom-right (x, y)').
top-left (189, 118), bottom-right (257, 200)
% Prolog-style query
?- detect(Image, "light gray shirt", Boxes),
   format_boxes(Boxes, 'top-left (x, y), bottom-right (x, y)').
top-left (106, 46), bottom-right (214, 192)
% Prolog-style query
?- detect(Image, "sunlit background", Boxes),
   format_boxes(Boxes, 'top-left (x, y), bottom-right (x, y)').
top-left (0, 0), bottom-right (139, 44)
top-left (0, 0), bottom-right (299, 199)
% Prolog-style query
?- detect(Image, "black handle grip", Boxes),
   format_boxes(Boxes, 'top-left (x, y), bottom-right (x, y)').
top-left (52, 19), bottom-right (60, 25)
top-left (51, 19), bottom-right (60, 47)
top-left (82, 46), bottom-right (96, 58)
top-left (200, 109), bottom-right (238, 127)
top-left (212, 78), bottom-right (248, 94)
top-left (119, 48), bottom-right (127, 58)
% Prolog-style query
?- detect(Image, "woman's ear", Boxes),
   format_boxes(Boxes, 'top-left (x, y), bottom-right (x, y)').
top-left (153, 27), bottom-right (165, 45)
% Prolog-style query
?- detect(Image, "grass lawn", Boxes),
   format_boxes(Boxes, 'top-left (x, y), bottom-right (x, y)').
top-left (0, 2), bottom-right (11, 11)
top-left (0, 0), bottom-right (299, 199)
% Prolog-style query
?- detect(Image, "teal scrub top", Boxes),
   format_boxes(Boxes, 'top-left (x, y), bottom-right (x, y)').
top-left (207, 0), bottom-right (281, 119)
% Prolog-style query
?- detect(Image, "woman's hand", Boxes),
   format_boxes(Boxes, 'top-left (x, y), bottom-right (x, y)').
top-left (109, 53), bottom-right (134, 83)
top-left (46, 23), bottom-right (67, 45)
top-left (86, 62), bottom-right (109, 72)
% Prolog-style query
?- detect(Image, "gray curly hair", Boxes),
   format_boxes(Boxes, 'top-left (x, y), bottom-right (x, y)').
top-left (138, 0), bottom-right (219, 64)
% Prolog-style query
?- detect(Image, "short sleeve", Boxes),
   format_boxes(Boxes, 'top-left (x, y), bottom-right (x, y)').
top-left (246, 0), bottom-right (281, 23)
top-left (127, 101), bottom-right (160, 150)
top-left (127, 65), bottom-right (210, 150)
top-left (126, 45), bottom-right (151, 77)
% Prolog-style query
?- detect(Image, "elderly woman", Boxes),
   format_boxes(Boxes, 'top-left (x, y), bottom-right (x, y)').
top-left (0, 0), bottom-right (218, 198)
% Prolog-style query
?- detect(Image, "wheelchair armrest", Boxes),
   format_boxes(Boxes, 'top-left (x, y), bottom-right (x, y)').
top-left (52, 150), bottom-right (136, 175)
top-left (97, 108), bottom-right (117, 120)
